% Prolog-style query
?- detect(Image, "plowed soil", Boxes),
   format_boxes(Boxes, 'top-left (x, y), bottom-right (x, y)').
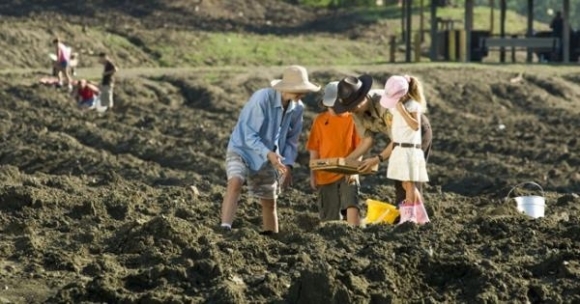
top-left (1, 65), bottom-right (579, 303)
top-left (1, 0), bottom-right (580, 303)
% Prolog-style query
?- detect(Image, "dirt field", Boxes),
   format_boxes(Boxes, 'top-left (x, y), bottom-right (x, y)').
top-left (1, 0), bottom-right (580, 303)
top-left (0, 64), bottom-right (579, 303)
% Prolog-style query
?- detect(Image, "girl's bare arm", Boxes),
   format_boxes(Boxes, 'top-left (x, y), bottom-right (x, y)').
top-left (396, 103), bottom-right (420, 131)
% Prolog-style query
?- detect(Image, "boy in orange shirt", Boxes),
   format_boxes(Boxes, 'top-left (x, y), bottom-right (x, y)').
top-left (307, 81), bottom-right (362, 226)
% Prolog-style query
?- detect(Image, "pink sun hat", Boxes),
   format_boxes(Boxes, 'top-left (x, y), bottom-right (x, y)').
top-left (380, 75), bottom-right (410, 109)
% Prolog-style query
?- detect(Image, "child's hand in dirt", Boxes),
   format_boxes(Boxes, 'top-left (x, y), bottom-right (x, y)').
top-left (280, 167), bottom-right (293, 190)
top-left (267, 152), bottom-right (287, 175)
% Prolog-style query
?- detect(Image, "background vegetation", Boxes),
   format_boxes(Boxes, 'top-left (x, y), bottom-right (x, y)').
top-left (286, 0), bottom-right (580, 30)
top-left (0, 0), bottom-right (561, 69)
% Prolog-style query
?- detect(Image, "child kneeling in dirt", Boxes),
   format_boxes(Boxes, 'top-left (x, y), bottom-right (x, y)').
top-left (73, 79), bottom-right (100, 110)
top-left (307, 81), bottom-right (362, 226)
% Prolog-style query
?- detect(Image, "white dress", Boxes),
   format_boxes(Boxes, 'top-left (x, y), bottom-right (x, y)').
top-left (387, 100), bottom-right (429, 182)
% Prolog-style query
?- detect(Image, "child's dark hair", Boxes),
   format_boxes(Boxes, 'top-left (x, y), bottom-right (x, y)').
top-left (316, 99), bottom-right (328, 112)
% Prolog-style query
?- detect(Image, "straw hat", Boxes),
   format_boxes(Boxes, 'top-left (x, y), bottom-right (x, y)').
top-left (270, 65), bottom-right (321, 93)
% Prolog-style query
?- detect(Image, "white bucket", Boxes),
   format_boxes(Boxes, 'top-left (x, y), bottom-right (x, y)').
top-left (506, 182), bottom-right (546, 219)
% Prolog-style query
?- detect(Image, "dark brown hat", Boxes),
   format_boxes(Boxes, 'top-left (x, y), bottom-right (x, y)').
top-left (333, 75), bottom-right (373, 114)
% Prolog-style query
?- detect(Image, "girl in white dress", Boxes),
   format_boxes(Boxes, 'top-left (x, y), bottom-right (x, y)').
top-left (380, 75), bottom-right (429, 222)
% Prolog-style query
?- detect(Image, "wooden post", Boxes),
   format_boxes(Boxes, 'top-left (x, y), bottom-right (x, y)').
top-left (414, 32), bottom-right (422, 62)
top-left (563, 0), bottom-right (571, 63)
top-left (405, 0), bottom-right (413, 63)
top-left (390, 36), bottom-right (397, 63)
top-left (511, 35), bottom-right (517, 62)
top-left (489, 0), bottom-right (495, 34)
top-left (458, 30), bottom-right (466, 62)
top-left (419, 0), bottom-right (425, 42)
top-left (464, 0), bottom-right (474, 62)
top-left (429, 0), bottom-right (438, 61)
top-left (401, 0), bottom-right (406, 42)
top-left (448, 30), bottom-right (457, 61)
top-left (500, 0), bottom-right (506, 63)
top-left (526, 0), bottom-right (534, 63)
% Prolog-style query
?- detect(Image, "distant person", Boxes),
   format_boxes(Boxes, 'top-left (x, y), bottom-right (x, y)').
top-left (220, 65), bottom-right (320, 234)
top-left (73, 79), bottom-right (100, 110)
top-left (52, 38), bottom-right (74, 91)
top-left (550, 11), bottom-right (565, 60)
top-left (307, 81), bottom-right (362, 226)
top-left (550, 11), bottom-right (564, 39)
top-left (51, 52), bottom-right (77, 77)
top-left (98, 53), bottom-right (118, 111)
top-left (333, 75), bottom-right (432, 212)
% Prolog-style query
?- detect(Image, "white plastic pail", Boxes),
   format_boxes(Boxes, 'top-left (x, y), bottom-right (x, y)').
top-left (507, 182), bottom-right (546, 219)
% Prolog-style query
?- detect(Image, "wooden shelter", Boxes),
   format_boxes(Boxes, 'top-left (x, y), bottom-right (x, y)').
top-left (401, 0), bottom-right (573, 63)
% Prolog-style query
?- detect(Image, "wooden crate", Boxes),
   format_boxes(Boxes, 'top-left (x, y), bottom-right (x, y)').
top-left (309, 158), bottom-right (378, 175)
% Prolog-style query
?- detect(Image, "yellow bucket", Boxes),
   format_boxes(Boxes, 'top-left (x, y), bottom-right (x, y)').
top-left (364, 199), bottom-right (400, 225)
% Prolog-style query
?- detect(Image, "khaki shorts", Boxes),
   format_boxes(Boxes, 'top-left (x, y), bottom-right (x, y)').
top-left (317, 178), bottom-right (360, 221)
top-left (100, 85), bottom-right (114, 107)
top-left (226, 151), bottom-right (279, 200)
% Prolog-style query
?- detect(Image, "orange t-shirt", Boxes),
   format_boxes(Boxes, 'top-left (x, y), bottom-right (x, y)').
top-left (307, 111), bottom-right (361, 185)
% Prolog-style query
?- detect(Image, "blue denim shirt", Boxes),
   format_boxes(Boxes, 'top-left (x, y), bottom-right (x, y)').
top-left (227, 88), bottom-right (304, 172)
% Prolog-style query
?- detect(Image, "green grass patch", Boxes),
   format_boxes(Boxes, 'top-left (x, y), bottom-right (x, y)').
top-left (135, 30), bottom-right (392, 67)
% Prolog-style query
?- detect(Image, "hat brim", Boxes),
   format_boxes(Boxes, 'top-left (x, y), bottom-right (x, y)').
top-left (379, 94), bottom-right (400, 109)
top-left (322, 94), bottom-right (337, 107)
top-left (333, 74), bottom-right (373, 114)
top-left (271, 79), bottom-right (321, 93)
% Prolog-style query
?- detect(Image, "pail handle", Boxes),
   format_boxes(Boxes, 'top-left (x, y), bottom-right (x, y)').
top-left (505, 181), bottom-right (545, 201)
top-left (372, 209), bottom-right (392, 224)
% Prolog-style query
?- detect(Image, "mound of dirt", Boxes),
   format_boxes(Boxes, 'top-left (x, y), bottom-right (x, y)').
top-left (0, 0), bottom-right (330, 35)
top-left (0, 66), bottom-right (580, 303)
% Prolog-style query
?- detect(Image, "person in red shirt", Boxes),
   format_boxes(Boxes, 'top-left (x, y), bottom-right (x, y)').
top-left (73, 79), bottom-right (100, 110)
top-left (307, 81), bottom-right (362, 226)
